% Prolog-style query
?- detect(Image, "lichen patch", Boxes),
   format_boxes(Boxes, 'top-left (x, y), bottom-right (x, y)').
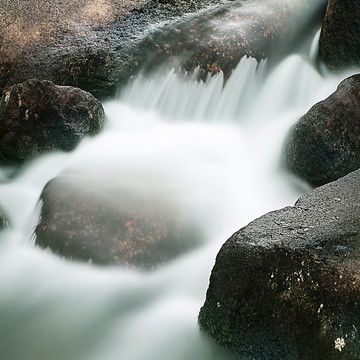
top-left (4, 91), bottom-right (11, 104)
top-left (81, 0), bottom-right (114, 24)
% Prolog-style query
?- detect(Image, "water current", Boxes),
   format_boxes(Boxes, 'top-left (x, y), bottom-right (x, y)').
top-left (0, 27), bottom-right (351, 360)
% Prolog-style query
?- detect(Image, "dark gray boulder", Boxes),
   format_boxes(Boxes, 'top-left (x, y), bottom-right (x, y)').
top-left (283, 74), bottom-right (360, 188)
top-left (35, 176), bottom-right (203, 270)
top-left (0, 79), bottom-right (105, 162)
top-left (199, 169), bottom-right (360, 359)
top-left (319, 0), bottom-right (360, 72)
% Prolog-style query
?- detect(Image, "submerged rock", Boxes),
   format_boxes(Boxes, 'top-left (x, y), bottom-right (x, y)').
top-left (35, 176), bottom-right (203, 270)
top-left (319, 0), bottom-right (360, 72)
top-left (199, 169), bottom-right (360, 360)
top-left (0, 211), bottom-right (9, 230)
top-left (283, 74), bottom-right (360, 187)
top-left (0, 79), bottom-right (104, 162)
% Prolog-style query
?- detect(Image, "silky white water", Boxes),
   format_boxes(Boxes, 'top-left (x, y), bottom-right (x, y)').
top-left (0, 34), bottom-right (349, 360)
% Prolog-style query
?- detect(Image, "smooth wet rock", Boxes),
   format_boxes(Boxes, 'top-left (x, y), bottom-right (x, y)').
top-left (35, 176), bottom-right (203, 270)
top-left (283, 74), bottom-right (360, 187)
top-left (0, 79), bottom-right (105, 162)
top-left (199, 169), bottom-right (360, 360)
top-left (319, 0), bottom-right (360, 72)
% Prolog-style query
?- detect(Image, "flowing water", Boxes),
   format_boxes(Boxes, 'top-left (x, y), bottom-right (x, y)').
top-left (0, 23), bottom-right (352, 360)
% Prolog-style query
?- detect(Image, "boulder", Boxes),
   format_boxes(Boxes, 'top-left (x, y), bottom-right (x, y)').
top-left (283, 74), bottom-right (360, 188)
top-left (35, 176), bottom-right (203, 270)
top-left (319, 0), bottom-right (360, 72)
top-left (0, 0), bottom-right (224, 100)
top-left (134, 0), bottom-right (327, 81)
top-left (0, 79), bottom-right (105, 162)
top-left (0, 0), bottom-right (326, 100)
top-left (199, 169), bottom-right (360, 360)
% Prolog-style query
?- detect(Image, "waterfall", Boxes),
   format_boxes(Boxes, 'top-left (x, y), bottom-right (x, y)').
top-left (0, 30), bottom-right (347, 360)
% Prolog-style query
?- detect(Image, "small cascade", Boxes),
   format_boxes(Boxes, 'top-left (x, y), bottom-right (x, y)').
top-left (119, 56), bottom-right (266, 122)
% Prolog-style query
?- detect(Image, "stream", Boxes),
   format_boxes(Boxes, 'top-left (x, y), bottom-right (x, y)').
top-left (0, 25), bottom-right (350, 360)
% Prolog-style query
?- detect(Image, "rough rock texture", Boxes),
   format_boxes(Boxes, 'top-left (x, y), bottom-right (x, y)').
top-left (283, 74), bottom-right (360, 188)
top-left (134, 0), bottom-right (327, 81)
top-left (0, 0), bottom-right (326, 100)
top-left (199, 169), bottom-right (360, 360)
top-left (319, 0), bottom-right (360, 72)
top-left (35, 176), bottom-right (203, 270)
top-left (0, 79), bottom-right (105, 162)
top-left (0, 0), bottom-right (226, 99)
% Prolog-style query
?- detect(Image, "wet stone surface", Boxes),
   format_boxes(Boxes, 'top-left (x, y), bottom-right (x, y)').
top-left (132, 0), bottom-right (327, 81)
top-left (0, 211), bottom-right (9, 230)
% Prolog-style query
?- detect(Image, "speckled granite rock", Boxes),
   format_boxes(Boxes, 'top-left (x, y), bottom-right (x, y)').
top-left (319, 0), bottom-right (360, 72)
top-left (0, 0), bottom-right (225, 99)
top-left (199, 169), bottom-right (360, 359)
top-left (0, 0), bottom-right (326, 100)
top-left (133, 0), bottom-right (327, 81)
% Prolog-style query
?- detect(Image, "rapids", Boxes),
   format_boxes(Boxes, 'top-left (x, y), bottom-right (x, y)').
top-left (0, 28), bottom-right (351, 360)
